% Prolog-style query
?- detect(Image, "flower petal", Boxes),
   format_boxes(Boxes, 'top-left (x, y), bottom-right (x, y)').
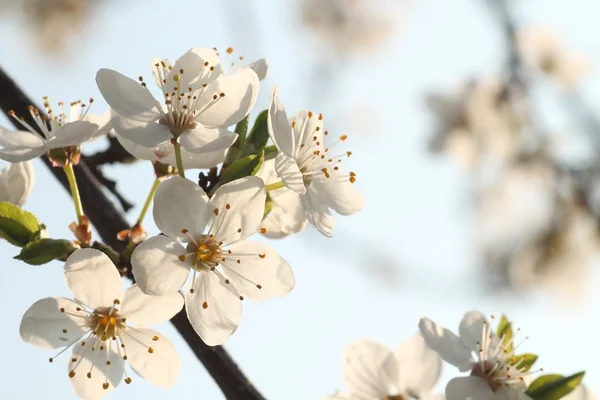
top-left (162, 146), bottom-right (228, 169)
top-left (394, 334), bottom-right (442, 396)
top-left (341, 339), bottom-right (397, 398)
top-left (458, 311), bottom-right (489, 353)
top-left (5, 161), bottom-right (35, 206)
top-left (564, 385), bottom-right (597, 400)
top-left (46, 121), bottom-right (99, 149)
top-left (418, 317), bottom-right (474, 372)
top-left (247, 58), bottom-right (269, 81)
top-left (131, 235), bottom-right (190, 297)
top-left (196, 67), bottom-right (259, 128)
top-left (301, 187), bottom-right (335, 237)
top-left (312, 179), bottom-right (364, 216)
top-left (122, 327), bottom-right (181, 388)
top-left (178, 127), bottom-right (237, 154)
top-left (0, 127), bottom-right (45, 148)
top-left (0, 146), bottom-right (45, 162)
top-left (153, 176), bottom-right (210, 241)
top-left (111, 117), bottom-right (171, 148)
top-left (209, 176), bottom-right (266, 244)
top-left (64, 249), bottom-right (122, 309)
top-left (185, 270), bottom-right (242, 346)
top-left (169, 48), bottom-right (222, 90)
top-left (261, 189), bottom-right (307, 238)
top-left (115, 132), bottom-right (159, 160)
top-left (267, 86), bottom-right (295, 155)
top-left (68, 341), bottom-right (123, 399)
top-left (221, 240), bottom-right (295, 300)
top-left (19, 297), bottom-right (88, 350)
top-left (445, 376), bottom-right (494, 400)
top-left (290, 110), bottom-right (324, 156)
top-left (96, 68), bottom-right (161, 122)
top-left (274, 151), bottom-right (306, 195)
top-left (120, 284), bottom-right (183, 325)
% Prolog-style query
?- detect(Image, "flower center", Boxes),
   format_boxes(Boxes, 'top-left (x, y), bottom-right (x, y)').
top-left (186, 234), bottom-right (223, 270)
top-left (471, 361), bottom-right (503, 391)
top-left (88, 306), bottom-right (126, 341)
top-left (382, 395), bottom-right (407, 400)
top-left (159, 111), bottom-right (198, 136)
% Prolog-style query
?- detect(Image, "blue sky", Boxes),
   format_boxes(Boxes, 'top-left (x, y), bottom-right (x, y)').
top-left (0, 0), bottom-right (598, 398)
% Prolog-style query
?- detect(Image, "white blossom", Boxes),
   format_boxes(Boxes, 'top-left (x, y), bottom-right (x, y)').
top-left (96, 48), bottom-right (262, 158)
top-left (256, 158), bottom-right (306, 238)
top-left (325, 335), bottom-right (443, 400)
top-left (564, 385), bottom-right (597, 400)
top-left (0, 161), bottom-right (34, 206)
top-left (267, 87), bottom-right (364, 236)
top-left (419, 312), bottom-right (536, 400)
top-left (19, 249), bottom-right (182, 399)
top-left (131, 176), bottom-right (295, 346)
top-left (0, 99), bottom-right (102, 163)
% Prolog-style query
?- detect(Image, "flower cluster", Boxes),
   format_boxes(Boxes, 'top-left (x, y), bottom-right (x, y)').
top-left (0, 46), bottom-right (364, 399)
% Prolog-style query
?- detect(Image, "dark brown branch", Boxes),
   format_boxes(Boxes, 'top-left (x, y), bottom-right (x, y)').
top-left (0, 66), bottom-right (265, 400)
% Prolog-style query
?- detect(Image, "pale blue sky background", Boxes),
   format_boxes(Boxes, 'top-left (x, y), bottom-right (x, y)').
top-left (0, 0), bottom-right (599, 398)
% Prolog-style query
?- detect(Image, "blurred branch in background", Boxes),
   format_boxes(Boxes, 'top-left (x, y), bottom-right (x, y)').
top-left (0, 67), bottom-right (265, 400)
top-left (424, 0), bottom-right (600, 300)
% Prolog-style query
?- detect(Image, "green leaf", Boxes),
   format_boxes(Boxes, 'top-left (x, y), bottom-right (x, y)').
top-left (245, 109), bottom-right (269, 152)
top-left (220, 150), bottom-right (264, 186)
top-left (264, 193), bottom-right (273, 217)
top-left (511, 353), bottom-right (538, 372)
top-left (496, 314), bottom-right (513, 351)
top-left (0, 202), bottom-right (41, 247)
top-left (264, 145), bottom-right (278, 160)
top-left (14, 239), bottom-right (77, 265)
top-left (526, 371), bottom-right (585, 400)
top-left (224, 115), bottom-right (250, 165)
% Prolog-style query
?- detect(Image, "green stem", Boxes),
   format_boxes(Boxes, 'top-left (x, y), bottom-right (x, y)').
top-left (265, 180), bottom-right (285, 191)
top-left (173, 143), bottom-right (186, 178)
top-left (137, 179), bottom-right (161, 225)
top-left (63, 163), bottom-right (84, 224)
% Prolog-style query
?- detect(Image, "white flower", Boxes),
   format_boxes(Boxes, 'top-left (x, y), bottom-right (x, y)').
top-left (131, 176), bottom-right (295, 346)
top-left (19, 248), bottom-right (182, 399)
top-left (419, 312), bottom-right (536, 400)
top-left (256, 158), bottom-right (306, 238)
top-left (325, 335), bottom-right (443, 400)
top-left (0, 161), bottom-right (34, 206)
top-left (96, 48), bottom-right (262, 158)
top-left (267, 87), bottom-right (364, 236)
top-left (0, 99), bottom-right (101, 163)
top-left (564, 385), bottom-right (596, 400)
top-left (517, 27), bottom-right (589, 88)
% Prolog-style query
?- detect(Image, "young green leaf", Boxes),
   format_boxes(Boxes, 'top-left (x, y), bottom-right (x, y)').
top-left (0, 202), bottom-right (42, 247)
top-left (511, 353), bottom-right (538, 372)
top-left (496, 314), bottom-right (513, 351)
top-left (526, 371), bottom-right (585, 400)
top-left (224, 115), bottom-right (250, 165)
top-left (14, 239), bottom-right (78, 265)
top-left (264, 145), bottom-right (278, 161)
top-left (220, 150), bottom-right (265, 186)
top-left (245, 109), bottom-right (269, 154)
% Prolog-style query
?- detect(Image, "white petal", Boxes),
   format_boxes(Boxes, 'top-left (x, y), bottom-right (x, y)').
top-left (178, 127), bottom-right (237, 154)
top-left (68, 341), bottom-right (123, 399)
top-left (169, 48), bottom-right (222, 90)
top-left (275, 151), bottom-right (306, 194)
top-left (418, 317), bottom-right (474, 372)
top-left (261, 189), bottom-right (307, 239)
top-left (0, 146), bottom-right (45, 162)
top-left (96, 68), bottom-right (161, 122)
top-left (46, 121), bottom-right (99, 148)
top-left (85, 108), bottom-right (114, 141)
top-left (165, 146), bottom-right (228, 169)
top-left (115, 132), bottom-right (158, 160)
top-left (111, 117), bottom-right (171, 148)
top-left (196, 67), bottom-right (259, 128)
top-left (564, 385), bottom-right (597, 400)
top-left (267, 86), bottom-right (295, 155)
top-left (5, 161), bottom-right (35, 206)
top-left (209, 176), bottom-right (266, 244)
top-left (458, 311), bottom-right (490, 353)
top-left (301, 187), bottom-right (335, 237)
top-left (20, 297), bottom-right (88, 350)
top-left (341, 339), bottom-right (397, 398)
top-left (64, 249), bottom-right (122, 309)
top-left (131, 235), bottom-right (190, 297)
top-left (312, 179), bottom-right (364, 216)
top-left (290, 110), bottom-right (325, 155)
top-left (0, 127), bottom-right (45, 148)
top-left (119, 284), bottom-right (183, 325)
top-left (122, 327), bottom-right (181, 388)
top-left (445, 376), bottom-right (494, 400)
top-left (185, 270), bottom-right (242, 346)
top-left (394, 334), bottom-right (442, 395)
top-left (323, 392), bottom-right (362, 400)
top-left (152, 176), bottom-right (210, 241)
top-left (247, 58), bottom-right (269, 81)
top-left (221, 240), bottom-right (295, 300)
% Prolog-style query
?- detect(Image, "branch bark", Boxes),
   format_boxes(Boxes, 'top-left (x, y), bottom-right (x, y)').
top-left (0, 66), bottom-right (265, 400)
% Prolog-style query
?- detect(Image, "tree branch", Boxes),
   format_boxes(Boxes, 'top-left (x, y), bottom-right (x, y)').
top-left (0, 66), bottom-right (265, 400)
